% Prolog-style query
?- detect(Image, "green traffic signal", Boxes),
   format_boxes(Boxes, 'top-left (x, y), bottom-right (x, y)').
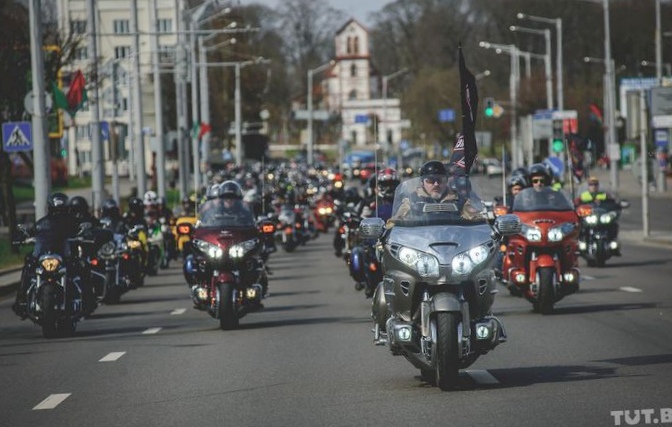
top-left (552, 139), bottom-right (564, 153)
top-left (485, 107), bottom-right (494, 117)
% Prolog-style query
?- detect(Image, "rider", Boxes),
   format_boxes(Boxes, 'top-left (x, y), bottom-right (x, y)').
top-left (360, 167), bottom-right (400, 221)
top-left (575, 176), bottom-right (621, 255)
top-left (68, 196), bottom-right (102, 315)
top-left (387, 160), bottom-right (483, 226)
top-left (179, 196), bottom-right (197, 217)
top-left (100, 199), bottom-right (125, 233)
top-left (198, 181), bottom-right (248, 225)
top-left (12, 193), bottom-right (81, 318)
top-left (528, 163), bottom-right (552, 191)
top-left (505, 174), bottom-right (529, 210)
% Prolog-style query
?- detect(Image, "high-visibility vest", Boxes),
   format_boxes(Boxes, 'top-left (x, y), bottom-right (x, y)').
top-left (579, 191), bottom-right (607, 203)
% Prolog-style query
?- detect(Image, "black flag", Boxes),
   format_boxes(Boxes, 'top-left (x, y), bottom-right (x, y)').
top-left (450, 45), bottom-right (479, 176)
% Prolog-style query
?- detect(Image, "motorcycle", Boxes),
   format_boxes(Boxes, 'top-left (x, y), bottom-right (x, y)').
top-left (576, 199), bottom-right (628, 267)
top-left (98, 220), bottom-right (146, 301)
top-left (146, 219), bottom-right (165, 275)
top-left (276, 204), bottom-right (300, 253)
top-left (313, 196), bottom-right (335, 233)
top-left (13, 223), bottom-right (96, 338)
top-left (183, 202), bottom-right (274, 330)
top-left (172, 213), bottom-right (197, 258)
top-left (501, 187), bottom-right (581, 314)
top-left (367, 176), bottom-right (522, 390)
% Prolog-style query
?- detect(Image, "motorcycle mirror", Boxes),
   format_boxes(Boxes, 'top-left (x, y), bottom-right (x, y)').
top-left (493, 214), bottom-right (522, 237)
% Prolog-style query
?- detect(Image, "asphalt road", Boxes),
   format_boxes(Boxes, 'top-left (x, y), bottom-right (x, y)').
top-left (1, 177), bottom-right (671, 427)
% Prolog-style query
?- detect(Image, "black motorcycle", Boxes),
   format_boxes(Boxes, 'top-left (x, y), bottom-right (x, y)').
top-left (13, 223), bottom-right (95, 338)
top-left (576, 199), bottom-right (629, 267)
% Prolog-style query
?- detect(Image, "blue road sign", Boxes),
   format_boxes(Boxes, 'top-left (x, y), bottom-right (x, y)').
top-left (654, 129), bottom-right (669, 148)
top-left (438, 109), bottom-right (455, 122)
top-left (355, 114), bottom-right (369, 124)
top-left (544, 156), bottom-right (564, 178)
top-left (2, 121), bottom-right (32, 152)
top-left (100, 121), bottom-right (110, 141)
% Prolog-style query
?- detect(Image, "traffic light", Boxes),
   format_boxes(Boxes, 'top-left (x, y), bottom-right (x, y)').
top-left (484, 97), bottom-right (495, 117)
top-left (552, 119), bottom-right (564, 153)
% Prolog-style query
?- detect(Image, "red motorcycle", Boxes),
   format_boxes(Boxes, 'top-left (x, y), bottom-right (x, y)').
top-left (184, 200), bottom-right (274, 330)
top-left (501, 187), bottom-right (581, 314)
top-left (313, 195), bottom-right (335, 233)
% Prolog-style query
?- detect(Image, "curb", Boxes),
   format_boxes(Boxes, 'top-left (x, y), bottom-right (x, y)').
top-left (620, 230), bottom-right (672, 247)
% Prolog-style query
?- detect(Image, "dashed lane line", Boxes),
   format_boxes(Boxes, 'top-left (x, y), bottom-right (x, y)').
top-left (142, 327), bottom-right (162, 334)
top-left (170, 308), bottom-right (187, 315)
top-left (33, 393), bottom-right (71, 410)
top-left (620, 286), bottom-right (643, 293)
top-left (99, 352), bottom-right (126, 362)
top-left (466, 370), bottom-right (500, 385)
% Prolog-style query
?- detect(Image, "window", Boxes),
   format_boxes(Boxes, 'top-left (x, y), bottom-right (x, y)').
top-left (346, 37), bottom-right (352, 54)
top-left (74, 47), bottom-right (88, 61)
top-left (351, 131), bottom-right (357, 146)
top-left (349, 89), bottom-right (357, 100)
top-left (159, 45), bottom-right (173, 62)
top-left (350, 64), bottom-right (357, 77)
top-left (113, 19), bottom-right (130, 34)
top-left (354, 37), bottom-right (359, 54)
top-left (121, 97), bottom-right (129, 112)
top-left (71, 20), bottom-right (86, 35)
top-left (115, 46), bottom-right (131, 59)
top-left (158, 19), bottom-right (172, 33)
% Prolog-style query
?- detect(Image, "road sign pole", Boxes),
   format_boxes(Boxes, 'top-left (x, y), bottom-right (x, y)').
top-left (29, 0), bottom-right (50, 219)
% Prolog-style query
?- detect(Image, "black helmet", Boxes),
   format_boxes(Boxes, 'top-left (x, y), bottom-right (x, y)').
top-left (420, 160), bottom-right (447, 178)
top-left (511, 167), bottom-right (530, 182)
top-left (508, 174), bottom-right (529, 189)
top-left (219, 180), bottom-right (243, 199)
top-left (344, 187), bottom-right (360, 204)
top-left (47, 192), bottom-right (69, 215)
top-left (101, 199), bottom-right (120, 218)
top-left (68, 196), bottom-right (90, 217)
top-left (528, 163), bottom-right (551, 185)
top-left (128, 197), bottom-right (144, 216)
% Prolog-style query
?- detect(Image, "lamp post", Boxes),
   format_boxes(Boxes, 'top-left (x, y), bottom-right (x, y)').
top-left (517, 12), bottom-right (563, 111)
top-left (479, 41), bottom-right (522, 168)
top-left (381, 67), bottom-right (407, 167)
top-left (510, 25), bottom-right (553, 110)
top-left (307, 60), bottom-right (335, 166)
top-left (656, 0), bottom-right (662, 84)
top-left (641, 60), bottom-right (671, 77)
top-left (150, 0), bottom-right (166, 199)
top-left (475, 69), bottom-right (491, 81)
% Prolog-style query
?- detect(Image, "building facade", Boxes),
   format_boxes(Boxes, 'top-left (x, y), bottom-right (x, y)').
top-left (324, 19), bottom-right (404, 150)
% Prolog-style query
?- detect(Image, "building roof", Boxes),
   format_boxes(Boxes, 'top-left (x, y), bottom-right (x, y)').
top-left (335, 18), bottom-right (368, 36)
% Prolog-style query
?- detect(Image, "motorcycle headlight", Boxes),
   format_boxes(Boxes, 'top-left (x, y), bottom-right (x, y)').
top-left (397, 247), bottom-right (439, 277)
top-left (452, 244), bottom-right (490, 276)
top-left (41, 257), bottom-right (61, 272)
top-left (229, 238), bottom-right (259, 259)
top-left (318, 207), bottom-right (327, 215)
top-left (98, 241), bottom-right (116, 258)
top-left (127, 239), bottom-right (142, 249)
top-left (522, 224), bottom-right (542, 242)
top-left (194, 239), bottom-right (223, 259)
top-left (600, 212), bottom-right (617, 224)
top-left (326, 207), bottom-right (333, 214)
top-left (585, 214), bottom-right (598, 225)
top-left (548, 223), bottom-right (576, 242)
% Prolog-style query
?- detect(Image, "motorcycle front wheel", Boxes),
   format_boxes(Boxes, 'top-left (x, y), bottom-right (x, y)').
top-left (433, 312), bottom-right (460, 391)
top-left (39, 283), bottom-right (59, 339)
top-left (217, 282), bottom-right (239, 330)
top-left (538, 267), bottom-right (555, 315)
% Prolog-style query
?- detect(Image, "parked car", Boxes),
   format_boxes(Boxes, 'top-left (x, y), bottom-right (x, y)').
top-left (481, 158), bottom-right (504, 178)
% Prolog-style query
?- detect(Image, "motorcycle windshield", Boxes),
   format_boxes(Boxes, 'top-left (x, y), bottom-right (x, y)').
top-left (390, 176), bottom-right (487, 227)
top-left (197, 199), bottom-right (256, 228)
top-left (32, 234), bottom-right (70, 257)
top-left (512, 187), bottom-right (574, 212)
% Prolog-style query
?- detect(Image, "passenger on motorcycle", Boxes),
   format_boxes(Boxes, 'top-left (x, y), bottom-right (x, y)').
top-left (360, 168), bottom-right (399, 221)
top-left (505, 175), bottom-right (529, 210)
top-left (12, 193), bottom-right (82, 318)
top-left (179, 196), bottom-right (197, 216)
top-left (199, 181), bottom-right (251, 226)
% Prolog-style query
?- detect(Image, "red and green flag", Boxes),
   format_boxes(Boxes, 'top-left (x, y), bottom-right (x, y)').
top-left (52, 69), bottom-right (88, 117)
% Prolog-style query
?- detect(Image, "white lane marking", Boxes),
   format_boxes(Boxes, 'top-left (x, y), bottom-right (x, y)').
top-left (142, 327), bottom-right (162, 334)
top-left (620, 286), bottom-right (643, 293)
top-left (170, 308), bottom-right (187, 315)
top-left (466, 369), bottom-right (499, 385)
top-left (33, 393), bottom-right (71, 410)
top-left (99, 352), bottom-right (126, 362)
top-left (582, 275), bottom-right (595, 281)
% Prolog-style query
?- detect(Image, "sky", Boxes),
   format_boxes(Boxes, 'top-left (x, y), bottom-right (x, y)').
top-left (240, 0), bottom-right (392, 28)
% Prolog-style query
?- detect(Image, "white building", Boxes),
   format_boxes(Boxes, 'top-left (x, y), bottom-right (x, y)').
top-left (55, 0), bottom-right (178, 177)
top-left (324, 19), bottom-right (405, 148)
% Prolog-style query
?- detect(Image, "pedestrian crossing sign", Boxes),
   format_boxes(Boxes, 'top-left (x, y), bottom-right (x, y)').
top-left (2, 121), bottom-right (33, 152)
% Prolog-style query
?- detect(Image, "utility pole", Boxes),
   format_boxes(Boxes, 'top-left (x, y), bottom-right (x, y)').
top-left (87, 0), bottom-right (104, 213)
top-left (131, 0), bottom-right (146, 197)
top-left (29, 0), bottom-right (50, 219)
top-left (151, 0), bottom-right (166, 199)
top-left (603, 0), bottom-right (619, 192)
top-left (174, 0), bottom-right (189, 200)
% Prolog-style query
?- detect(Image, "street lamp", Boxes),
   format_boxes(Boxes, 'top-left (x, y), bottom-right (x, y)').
top-left (381, 67), bottom-right (407, 166)
top-left (307, 60), bottom-right (335, 166)
top-left (479, 41), bottom-right (522, 169)
top-left (475, 69), bottom-right (491, 81)
top-left (517, 12), bottom-right (564, 111)
top-left (641, 60), bottom-right (671, 76)
top-left (510, 25), bottom-right (553, 110)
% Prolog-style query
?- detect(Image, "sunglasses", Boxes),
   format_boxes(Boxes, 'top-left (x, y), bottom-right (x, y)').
top-left (531, 178), bottom-right (544, 184)
top-left (424, 177), bottom-right (445, 185)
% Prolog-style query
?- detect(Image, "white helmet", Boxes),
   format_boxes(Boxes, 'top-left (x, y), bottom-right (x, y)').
top-left (143, 190), bottom-right (158, 206)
